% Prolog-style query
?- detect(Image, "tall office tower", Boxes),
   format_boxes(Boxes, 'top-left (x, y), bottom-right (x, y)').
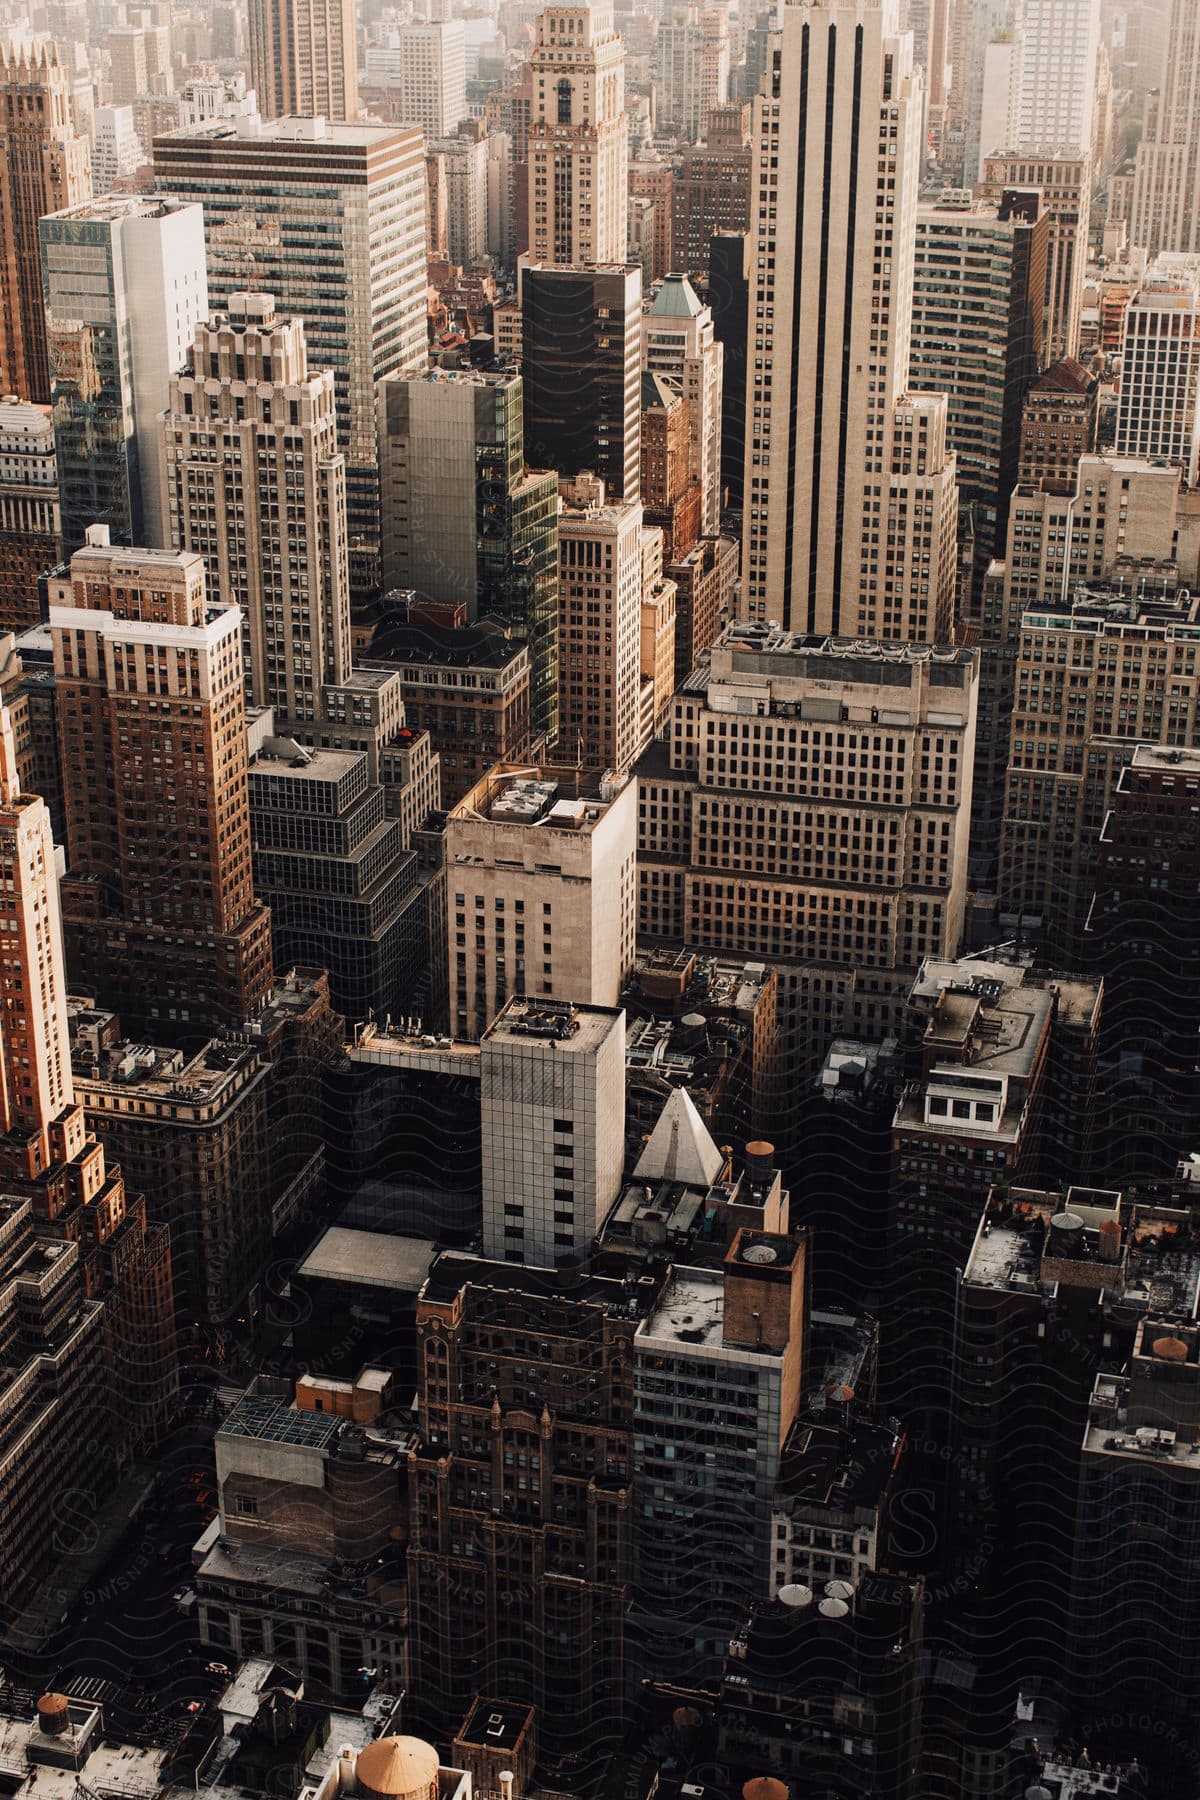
top-left (670, 104), bottom-right (752, 284)
top-left (979, 149), bottom-right (1091, 364)
top-left (641, 373), bottom-right (703, 560)
top-left (522, 262), bottom-right (642, 503)
top-left (633, 1223), bottom-right (807, 1680)
top-left (1086, 746), bottom-right (1200, 1181)
top-left (41, 195), bottom-right (207, 553)
top-left (445, 763), bottom-right (637, 1040)
top-left (1130, 0), bottom-right (1200, 256)
top-left (637, 625), bottom-right (979, 1083)
top-left (557, 474), bottom-right (646, 775)
top-left (51, 527), bottom-right (273, 1040)
top-left (1008, 0), bottom-right (1100, 158)
top-left (628, 157), bottom-right (675, 285)
top-left (0, 399), bottom-right (61, 628)
top-left (377, 367), bottom-right (560, 748)
top-left (162, 295), bottom-right (348, 726)
top-left (155, 117), bottom-right (428, 594)
top-left (105, 25), bottom-right (148, 103)
top-left (91, 104), bottom-right (147, 193)
top-left (709, 231), bottom-right (748, 512)
top-left (427, 132), bottom-right (489, 266)
top-left (968, 356), bottom-right (1098, 868)
top-left (1071, 1283), bottom-right (1200, 1742)
top-left (527, 1), bottom-right (627, 266)
top-left (999, 517), bottom-right (1200, 963)
top-left (0, 700), bottom-right (175, 1476)
top-left (0, 42), bottom-right (91, 404)
top-left (741, 0), bottom-right (959, 641)
top-left (407, 1247), bottom-right (653, 1757)
top-left (480, 996), bottom-right (625, 1264)
top-left (1114, 256), bottom-right (1200, 484)
top-left (248, 729), bottom-right (425, 1025)
top-left (644, 271), bottom-right (723, 536)
top-left (248, 0), bottom-right (357, 121)
top-left (907, 0), bottom-right (950, 110)
top-left (947, 0), bottom-right (1011, 185)
top-left (655, 4), bottom-right (728, 143)
top-left (911, 188), bottom-right (1046, 585)
top-left (364, 22), bottom-right (466, 138)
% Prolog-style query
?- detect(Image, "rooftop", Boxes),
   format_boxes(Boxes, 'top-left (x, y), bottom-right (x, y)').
top-left (483, 995), bottom-right (623, 1055)
top-left (220, 1389), bottom-right (342, 1451)
top-left (419, 1248), bottom-right (662, 1320)
top-left (44, 193), bottom-right (194, 224)
top-left (452, 763), bottom-right (630, 826)
top-left (640, 1264), bottom-right (726, 1350)
top-left (364, 622), bottom-right (528, 671)
top-left (295, 1228), bottom-right (437, 1294)
top-left (158, 113), bottom-right (418, 150)
top-left (965, 1187), bottom-right (1128, 1296)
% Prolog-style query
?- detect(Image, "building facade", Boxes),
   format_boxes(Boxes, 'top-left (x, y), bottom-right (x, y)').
top-left (0, 42), bottom-right (91, 404)
top-left (247, 0), bottom-right (357, 121)
top-left (154, 117), bottom-right (428, 594)
top-left (0, 399), bottom-right (61, 628)
top-left (521, 262), bottom-right (643, 505)
top-left (445, 763), bottom-right (637, 1040)
top-left (741, 0), bottom-right (958, 641)
top-left (557, 474), bottom-right (647, 776)
top-left (1129, 0), bottom-right (1200, 256)
top-left (51, 530), bottom-right (273, 1040)
top-left (162, 294), bottom-right (350, 727)
top-left (41, 195), bottom-right (208, 553)
top-left (527, 0), bottom-right (628, 266)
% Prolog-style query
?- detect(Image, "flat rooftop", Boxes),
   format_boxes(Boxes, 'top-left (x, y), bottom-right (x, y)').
top-left (640, 1265), bottom-right (726, 1350)
top-left (296, 1227), bottom-right (436, 1293)
top-left (157, 114), bottom-right (417, 149)
top-left (420, 1250), bottom-right (657, 1319)
top-left (220, 1390), bottom-right (342, 1451)
top-left (452, 762), bottom-right (629, 821)
top-left (1129, 743), bottom-right (1200, 773)
top-left (483, 995), bottom-right (623, 1054)
top-left (45, 193), bottom-right (192, 223)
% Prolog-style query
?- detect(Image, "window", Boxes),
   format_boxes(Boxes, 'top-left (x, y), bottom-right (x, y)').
top-left (236, 1495), bottom-right (258, 1516)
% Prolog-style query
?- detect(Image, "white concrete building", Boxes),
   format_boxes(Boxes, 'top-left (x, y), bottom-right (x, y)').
top-left (90, 103), bottom-right (145, 192)
top-left (1115, 255), bottom-right (1200, 484)
top-left (480, 996), bottom-right (625, 1266)
top-left (365, 23), bottom-right (467, 140)
top-left (445, 762), bottom-right (637, 1040)
top-left (1009, 0), bottom-right (1100, 159)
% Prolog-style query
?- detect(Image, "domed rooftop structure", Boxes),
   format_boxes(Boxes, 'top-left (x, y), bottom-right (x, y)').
top-left (354, 1736), bottom-right (441, 1800)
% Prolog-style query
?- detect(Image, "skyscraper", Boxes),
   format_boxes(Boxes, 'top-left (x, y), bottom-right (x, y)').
top-left (364, 23), bottom-right (466, 140)
top-left (978, 148), bottom-right (1091, 364)
top-left (41, 195), bottom-right (208, 552)
top-left (51, 527), bottom-right (273, 1040)
top-left (527, 1), bottom-right (627, 266)
top-left (155, 116), bottom-right (428, 594)
top-left (1130, 0), bottom-right (1200, 256)
top-left (0, 41), bottom-right (91, 404)
top-left (0, 698), bottom-right (176, 1485)
top-left (1114, 255), bottom-right (1200, 485)
top-left (1008, 0), bottom-right (1100, 157)
top-left (643, 271), bottom-right (724, 536)
top-left (377, 366), bottom-right (560, 748)
top-left (911, 188), bottom-right (1046, 571)
top-left (0, 398), bottom-right (61, 627)
top-left (522, 262), bottom-right (642, 504)
top-left (162, 294), bottom-right (350, 726)
top-left (556, 473), bottom-right (647, 775)
top-left (248, 0), bottom-right (357, 121)
top-left (740, 0), bottom-right (958, 640)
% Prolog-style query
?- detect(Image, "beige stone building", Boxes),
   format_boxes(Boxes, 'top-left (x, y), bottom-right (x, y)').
top-left (741, 0), bottom-right (957, 642)
top-left (162, 294), bottom-right (349, 728)
top-left (1130, 0), bottom-right (1200, 256)
top-left (528, 1), bottom-right (627, 266)
top-left (557, 473), bottom-right (647, 776)
top-left (445, 762), bottom-right (637, 1040)
top-left (248, 0), bottom-right (357, 121)
top-left (979, 149), bottom-right (1092, 366)
top-left (637, 622), bottom-right (978, 1071)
